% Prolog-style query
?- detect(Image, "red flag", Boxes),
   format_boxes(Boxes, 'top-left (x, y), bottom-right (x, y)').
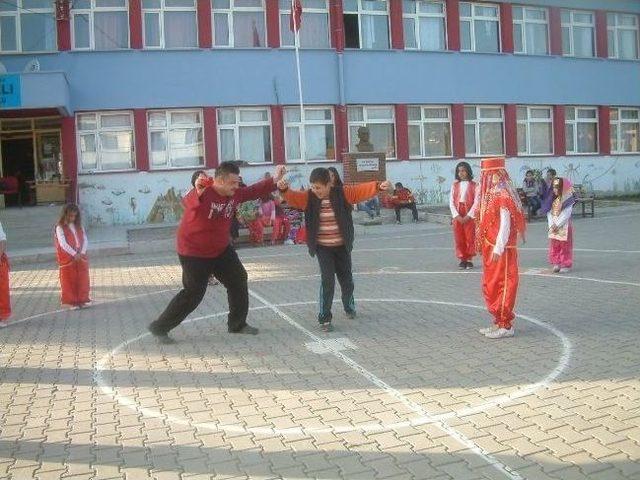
top-left (289, 0), bottom-right (302, 32)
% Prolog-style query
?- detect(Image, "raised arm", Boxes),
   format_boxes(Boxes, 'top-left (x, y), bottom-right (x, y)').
top-left (343, 181), bottom-right (381, 205)
top-left (281, 188), bottom-right (309, 210)
top-left (237, 178), bottom-right (277, 203)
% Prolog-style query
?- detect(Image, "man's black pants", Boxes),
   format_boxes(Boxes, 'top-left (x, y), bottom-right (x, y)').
top-left (149, 247), bottom-right (248, 334)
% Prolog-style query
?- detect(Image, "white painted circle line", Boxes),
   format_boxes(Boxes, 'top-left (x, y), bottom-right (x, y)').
top-left (94, 299), bottom-right (570, 436)
top-left (95, 297), bottom-right (568, 480)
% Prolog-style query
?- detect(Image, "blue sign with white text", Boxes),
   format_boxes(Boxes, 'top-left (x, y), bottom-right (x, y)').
top-left (0, 75), bottom-right (22, 109)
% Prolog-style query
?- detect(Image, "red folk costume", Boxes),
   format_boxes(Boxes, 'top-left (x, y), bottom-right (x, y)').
top-left (55, 224), bottom-right (91, 307)
top-left (0, 222), bottom-right (10, 322)
top-left (476, 158), bottom-right (526, 331)
top-left (449, 180), bottom-right (478, 262)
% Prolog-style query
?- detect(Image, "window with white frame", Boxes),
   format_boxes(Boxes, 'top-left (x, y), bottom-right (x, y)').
top-left (517, 106), bottom-right (553, 155)
top-left (72, 0), bottom-right (129, 50)
top-left (403, 0), bottom-right (446, 51)
top-left (279, 0), bottom-right (329, 48)
top-left (343, 0), bottom-right (390, 50)
top-left (218, 108), bottom-right (272, 164)
top-left (408, 106), bottom-right (452, 158)
top-left (212, 0), bottom-right (266, 48)
top-left (348, 105), bottom-right (395, 158)
top-left (513, 6), bottom-right (548, 55)
top-left (148, 110), bottom-right (204, 169)
top-left (608, 13), bottom-right (639, 60)
top-left (561, 9), bottom-right (595, 57)
top-left (610, 107), bottom-right (640, 153)
top-left (0, 0), bottom-right (56, 53)
top-left (284, 107), bottom-right (335, 163)
top-left (565, 106), bottom-right (598, 154)
top-left (464, 106), bottom-right (504, 156)
top-left (77, 112), bottom-right (135, 172)
top-left (460, 2), bottom-right (500, 53)
top-left (142, 0), bottom-right (198, 49)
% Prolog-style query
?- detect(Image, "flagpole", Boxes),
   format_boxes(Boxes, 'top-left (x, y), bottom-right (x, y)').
top-left (292, 0), bottom-right (307, 176)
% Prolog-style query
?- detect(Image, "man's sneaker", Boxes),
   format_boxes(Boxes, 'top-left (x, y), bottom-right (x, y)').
top-left (484, 327), bottom-right (515, 339)
top-left (148, 325), bottom-right (177, 344)
top-left (458, 261), bottom-right (467, 269)
top-left (320, 322), bottom-right (333, 332)
top-left (345, 310), bottom-right (357, 319)
top-left (465, 261), bottom-right (474, 269)
top-left (396, 220), bottom-right (402, 225)
top-left (229, 324), bottom-right (259, 335)
top-left (478, 325), bottom-right (497, 335)
top-left (552, 265), bottom-right (561, 273)
top-left (559, 267), bottom-right (571, 274)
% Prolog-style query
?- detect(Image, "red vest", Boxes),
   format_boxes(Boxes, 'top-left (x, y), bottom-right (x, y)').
top-left (54, 224), bottom-right (85, 265)
top-left (483, 199), bottom-right (518, 247)
top-left (452, 181), bottom-right (476, 211)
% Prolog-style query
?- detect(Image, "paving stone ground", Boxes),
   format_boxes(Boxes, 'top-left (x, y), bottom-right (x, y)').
top-left (1, 205), bottom-right (639, 480)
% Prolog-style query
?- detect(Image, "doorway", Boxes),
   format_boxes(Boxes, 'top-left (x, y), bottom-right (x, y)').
top-left (1, 137), bottom-right (34, 206)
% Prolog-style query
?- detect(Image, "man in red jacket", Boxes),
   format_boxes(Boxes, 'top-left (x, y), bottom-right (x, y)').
top-left (148, 162), bottom-right (286, 343)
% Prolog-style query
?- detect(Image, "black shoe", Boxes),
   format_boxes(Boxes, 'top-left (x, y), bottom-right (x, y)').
top-left (466, 261), bottom-right (474, 269)
top-left (228, 324), bottom-right (259, 335)
top-left (458, 261), bottom-right (467, 269)
top-left (148, 325), bottom-right (177, 344)
top-left (345, 310), bottom-right (357, 319)
top-left (320, 322), bottom-right (333, 332)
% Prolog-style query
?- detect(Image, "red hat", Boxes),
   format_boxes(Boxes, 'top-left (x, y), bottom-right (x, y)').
top-left (481, 157), bottom-right (505, 171)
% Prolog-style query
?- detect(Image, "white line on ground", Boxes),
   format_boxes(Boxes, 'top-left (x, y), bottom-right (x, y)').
top-left (94, 295), bottom-right (573, 480)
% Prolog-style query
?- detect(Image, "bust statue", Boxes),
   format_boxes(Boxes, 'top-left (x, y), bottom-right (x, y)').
top-left (356, 126), bottom-right (374, 152)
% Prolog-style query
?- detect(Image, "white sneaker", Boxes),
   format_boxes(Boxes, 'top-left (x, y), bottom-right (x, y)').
top-left (559, 267), bottom-right (571, 274)
top-left (552, 265), bottom-right (560, 273)
top-left (0, 321), bottom-right (7, 328)
top-left (484, 328), bottom-right (515, 339)
top-left (478, 325), bottom-right (498, 335)
top-left (70, 305), bottom-right (81, 311)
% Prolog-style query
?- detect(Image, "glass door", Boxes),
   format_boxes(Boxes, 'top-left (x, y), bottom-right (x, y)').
top-left (36, 131), bottom-right (62, 180)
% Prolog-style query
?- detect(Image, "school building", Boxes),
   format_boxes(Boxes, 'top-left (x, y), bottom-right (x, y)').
top-left (0, 0), bottom-right (639, 226)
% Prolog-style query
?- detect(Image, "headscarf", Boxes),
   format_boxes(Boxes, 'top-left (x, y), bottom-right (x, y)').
top-left (540, 177), bottom-right (576, 215)
top-left (476, 157), bottom-right (527, 249)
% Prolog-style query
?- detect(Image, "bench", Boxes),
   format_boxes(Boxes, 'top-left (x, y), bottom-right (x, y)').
top-left (573, 184), bottom-right (595, 218)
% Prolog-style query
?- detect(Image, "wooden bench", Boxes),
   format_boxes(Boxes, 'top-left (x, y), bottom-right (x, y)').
top-left (573, 184), bottom-right (595, 218)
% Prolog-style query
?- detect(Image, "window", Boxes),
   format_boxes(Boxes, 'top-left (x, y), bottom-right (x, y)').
top-left (77, 112), bottom-right (135, 172)
top-left (460, 2), bottom-right (499, 53)
top-left (284, 107), bottom-right (335, 163)
top-left (143, 0), bottom-right (197, 49)
top-left (565, 106), bottom-right (598, 154)
top-left (608, 13), bottom-right (639, 60)
top-left (148, 110), bottom-right (204, 169)
top-left (343, 0), bottom-right (389, 50)
top-left (517, 106), bottom-right (553, 155)
top-left (561, 9), bottom-right (594, 57)
top-left (403, 0), bottom-right (446, 51)
top-left (72, 0), bottom-right (129, 50)
top-left (408, 106), bottom-right (452, 158)
top-left (279, 0), bottom-right (329, 48)
top-left (218, 108), bottom-right (272, 164)
top-left (347, 105), bottom-right (395, 158)
top-left (213, 0), bottom-right (266, 48)
top-left (0, 0), bottom-right (56, 53)
top-left (513, 6), bottom-right (548, 55)
top-left (464, 106), bottom-right (504, 156)
top-left (610, 108), bottom-right (640, 153)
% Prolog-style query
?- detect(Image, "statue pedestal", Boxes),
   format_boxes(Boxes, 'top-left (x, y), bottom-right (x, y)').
top-left (342, 151), bottom-right (386, 184)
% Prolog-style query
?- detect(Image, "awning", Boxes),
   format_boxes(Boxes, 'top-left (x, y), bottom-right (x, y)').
top-left (0, 72), bottom-right (70, 116)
